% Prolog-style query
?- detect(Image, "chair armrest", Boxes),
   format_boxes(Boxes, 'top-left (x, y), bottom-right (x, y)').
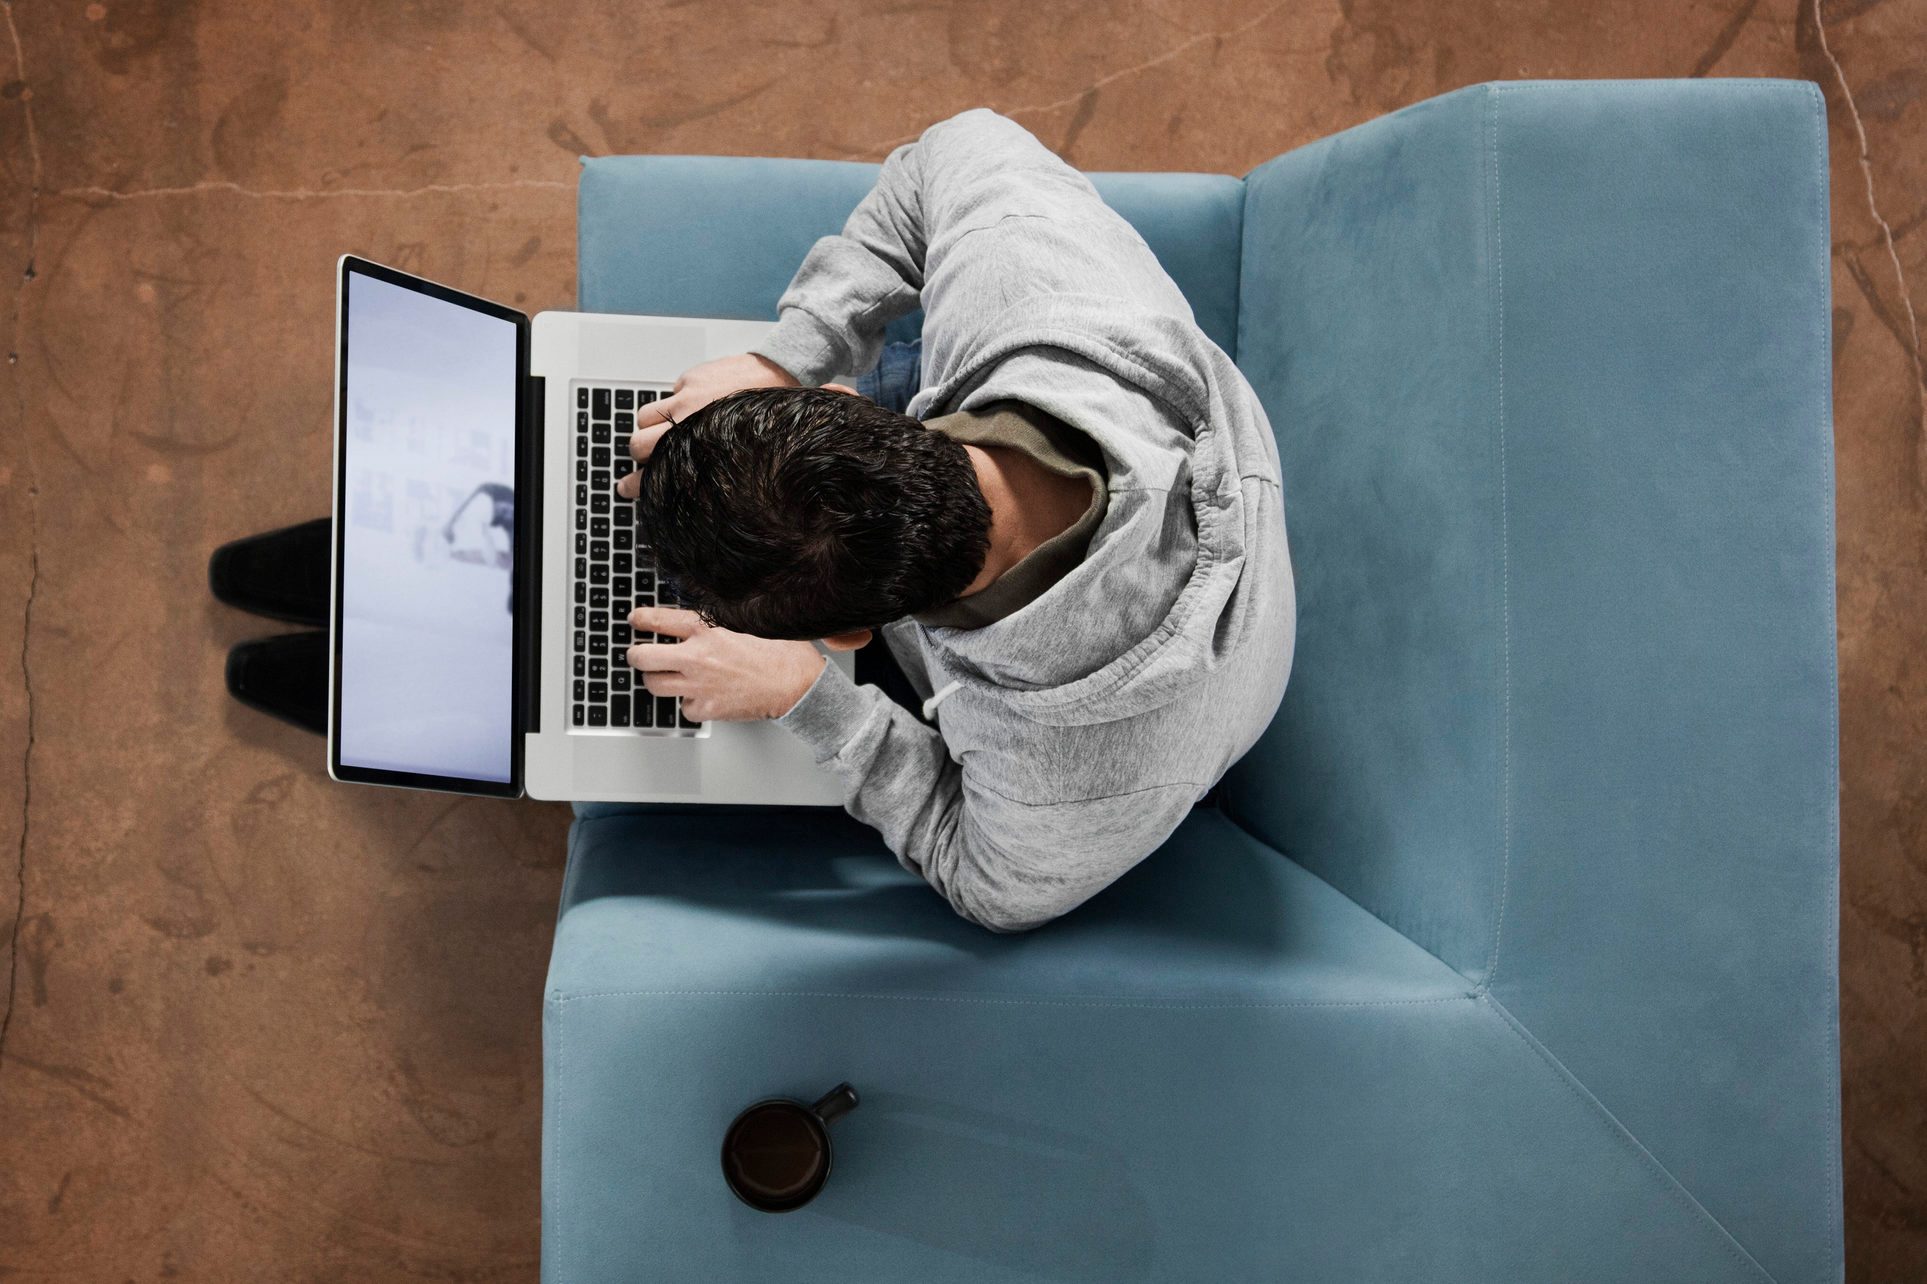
top-left (1228, 80), bottom-right (1838, 1281)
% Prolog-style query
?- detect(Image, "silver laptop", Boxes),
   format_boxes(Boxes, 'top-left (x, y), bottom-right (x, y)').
top-left (327, 255), bottom-right (851, 803)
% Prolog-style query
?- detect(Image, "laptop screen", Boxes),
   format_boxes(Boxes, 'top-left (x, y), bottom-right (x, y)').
top-left (333, 261), bottom-right (525, 791)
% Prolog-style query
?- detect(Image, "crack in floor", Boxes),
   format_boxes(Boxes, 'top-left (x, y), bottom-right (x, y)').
top-left (58, 178), bottom-right (572, 203)
top-left (840, 0), bottom-right (1295, 159)
top-left (1806, 0), bottom-right (1926, 448)
top-left (0, 0), bottom-right (41, 1078)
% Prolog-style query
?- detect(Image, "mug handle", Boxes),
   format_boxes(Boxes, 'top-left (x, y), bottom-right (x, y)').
top-left (810, 1083), bottom-right (860, 1126)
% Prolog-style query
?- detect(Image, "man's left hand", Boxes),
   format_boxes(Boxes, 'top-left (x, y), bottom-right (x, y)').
top-left (625, 606), bottom-right (826, 722)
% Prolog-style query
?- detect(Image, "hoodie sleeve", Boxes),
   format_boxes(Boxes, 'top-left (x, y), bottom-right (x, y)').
top-left (750, 108), bottom-right (1154, 387)
top-left (778, 661), bottom-right (1199, 931)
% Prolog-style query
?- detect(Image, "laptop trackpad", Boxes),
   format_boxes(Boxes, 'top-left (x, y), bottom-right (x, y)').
top-left (573, 738), bottom-right (704, 797)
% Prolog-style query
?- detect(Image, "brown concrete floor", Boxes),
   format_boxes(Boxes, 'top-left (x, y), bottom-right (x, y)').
top-left (0, 0), bottom-right (1920, 1278)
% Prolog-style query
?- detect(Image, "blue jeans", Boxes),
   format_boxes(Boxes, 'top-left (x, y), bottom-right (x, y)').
top-left (852, 339), bottom-right (923, 416)
top-left (849, 338), bottom-right (933, 722)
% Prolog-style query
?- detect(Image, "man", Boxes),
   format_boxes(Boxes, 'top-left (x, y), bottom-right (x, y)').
top-left (614, 108), bottom-right (1295, 932)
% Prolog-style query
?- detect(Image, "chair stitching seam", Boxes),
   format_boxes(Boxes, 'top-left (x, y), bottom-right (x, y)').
top-left (1480, 993), bottom-right (1779, 1282)
top-left (1807, 74), bottom-right (1845, 1264)
top-left (1479, 84), bottom-right (1515, 997)
top-left (1231, 175), bottom-right (1246, 366)
top-left (555, 998), bottom-right (566, 1282)
top-left (555, 990), bottom-right (1477, 1012)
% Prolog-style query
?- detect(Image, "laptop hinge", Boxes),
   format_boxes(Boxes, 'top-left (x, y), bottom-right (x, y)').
top-left (518, 374), bottom-right (545, 737)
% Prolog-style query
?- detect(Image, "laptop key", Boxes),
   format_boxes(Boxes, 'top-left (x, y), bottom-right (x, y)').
top-left (573, 655), bottom-right (585, 677)
top-left (589, 564), bottom-right (609, 586)
top-left (573, 581), bottom-right (586, 604)
top-left (592, 388), bottom-right (611, 420)
top-left (590, 540), bottom-right (608, 561)
top-left (573, 679), bottom-right (585, 702)
top-left (589, 587), bottom-right (608, 608)
top-left (678, 707), bottom-right (700, 729)
top-left (590, 516), bottom-right (609, 538)
top-left (639, 390), bottom-right (658, 403)
top-left (615, 389), bottom-right (634, 410)
top-left (611, 668), bottom-right (630, 692)
top-left (572, 704), bottom-right (584, 726)
top-left (591, 493), bottom-right (610, 515)
top-left (633, 693), bottom-right (653, 728)
top-left (589, 611), bottom-right (608, 633)
top-left (656, 695), bottom-right (676, 726)
top-left (589, 658), bottom-right (608, 679)
top-left (577, 387), bottom-right (589, 409)
top-left (588, 681), bottom-right (607, 703)
top-left (591, 446), bottom-right (610, 468)
top-left (575, 509), bottom-right (587, 532)
top-left (577, 411), bottom-right (588, 431)
top-left (592, 423), bottom-right (610, 445)
top-left (611, 575), bottom-right (630, 598)
top-left (587, 705), bottom-right (607, 727)
top-left (591, 469), bottom-right (610, 491)
top-left (610, 697), bottom-right (630, 728)
top-left (613, 528), bottom-right (632, 551)
top-left (615, 411), bottom-right (632, 432)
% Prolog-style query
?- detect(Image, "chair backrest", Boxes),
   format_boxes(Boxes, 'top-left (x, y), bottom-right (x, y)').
top-left (578, 156), bottom-right (1245, 357)
top-left (1222, 82), bottom-right (1840, 1283)
top-left (1220, 86), bottom-right (1510, 981)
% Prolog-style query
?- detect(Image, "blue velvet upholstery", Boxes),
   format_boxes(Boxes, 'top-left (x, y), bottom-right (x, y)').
top-left (579, 158), bottom-right (1246, 358)
top-left (551, 81), bottom-right (1839, 1282)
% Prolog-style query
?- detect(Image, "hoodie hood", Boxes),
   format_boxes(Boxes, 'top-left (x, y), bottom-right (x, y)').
top-left (904, 290), bottom-right (1283, 727)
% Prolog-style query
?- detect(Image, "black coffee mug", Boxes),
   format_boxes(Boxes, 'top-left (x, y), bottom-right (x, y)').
top-left (721, 1083), bottom-right (860, 1213)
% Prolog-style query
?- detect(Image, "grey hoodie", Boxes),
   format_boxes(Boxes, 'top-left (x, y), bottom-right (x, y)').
top-left (752, 109), bottom-right (1295, 932)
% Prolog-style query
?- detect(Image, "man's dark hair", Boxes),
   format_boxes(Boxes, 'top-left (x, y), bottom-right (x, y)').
top-left (636, 387), bottom-right (992, 639)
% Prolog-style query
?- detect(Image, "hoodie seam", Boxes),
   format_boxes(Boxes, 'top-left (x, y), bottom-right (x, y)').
top-left (964, 774), bottom-right (1208, 809)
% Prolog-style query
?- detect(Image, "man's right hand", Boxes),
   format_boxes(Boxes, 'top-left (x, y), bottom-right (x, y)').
top-left (618, 353), bottom-right (799, 496)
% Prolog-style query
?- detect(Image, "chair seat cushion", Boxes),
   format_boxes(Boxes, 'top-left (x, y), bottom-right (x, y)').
top-left (545, 809), bottom-right (1786, 1283)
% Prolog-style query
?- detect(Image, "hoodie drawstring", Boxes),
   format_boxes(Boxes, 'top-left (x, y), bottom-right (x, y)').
top-left (921, 679), bottom-right (962, 722)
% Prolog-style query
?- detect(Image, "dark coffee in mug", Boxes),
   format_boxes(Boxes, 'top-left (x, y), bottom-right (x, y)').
top-left (721, 1083), bottom-right (859, 1212)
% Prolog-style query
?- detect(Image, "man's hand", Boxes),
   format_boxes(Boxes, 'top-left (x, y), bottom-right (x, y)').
top-left (626, 606), bottom-right (826, 722)
top-left (617, 353), bottom-right (798, 498)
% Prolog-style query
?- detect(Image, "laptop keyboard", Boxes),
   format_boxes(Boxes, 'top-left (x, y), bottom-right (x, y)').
top-left (569, 381), bottom-right (702, 735)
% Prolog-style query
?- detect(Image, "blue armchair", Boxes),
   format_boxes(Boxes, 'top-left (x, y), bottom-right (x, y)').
top-left (547, 80), bottom-right (1839, 1282)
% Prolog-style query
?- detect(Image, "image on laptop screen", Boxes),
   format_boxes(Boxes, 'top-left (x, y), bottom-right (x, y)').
top-left (337, 270), bottom-right (519, 785)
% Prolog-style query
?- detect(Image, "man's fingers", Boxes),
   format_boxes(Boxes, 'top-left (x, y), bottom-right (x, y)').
top-left (628, 422), bottom-right (671, 461)
top-left (623, 419), bottom-right (674, 472)
top-left (630, 605), bottom-right (705, 639)
top-left (625, 642), bottom-right (687, 673)
top-left (632, 393), bottom-right (678, 431)
top-left (636, 669), bottom-right (693, 696)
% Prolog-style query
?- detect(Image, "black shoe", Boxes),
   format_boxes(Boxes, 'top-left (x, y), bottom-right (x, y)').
top-left (226, 631), bottom-right (328, 736)
top-left (209, 518), bottom-right (332, 626)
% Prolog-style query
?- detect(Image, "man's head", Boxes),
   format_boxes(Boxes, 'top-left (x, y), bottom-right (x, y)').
top-left (635, 386), bottom-right (991, 642)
